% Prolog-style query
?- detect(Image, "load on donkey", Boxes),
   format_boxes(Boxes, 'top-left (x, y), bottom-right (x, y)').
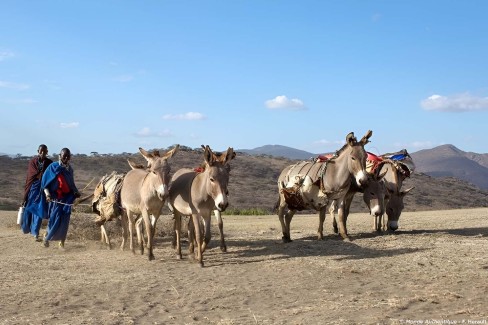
top-left (91, 171), bottom-right (126, 249)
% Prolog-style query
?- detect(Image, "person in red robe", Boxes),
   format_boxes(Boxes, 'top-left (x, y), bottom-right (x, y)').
top-left (21, 144), bottom-right (53, 241)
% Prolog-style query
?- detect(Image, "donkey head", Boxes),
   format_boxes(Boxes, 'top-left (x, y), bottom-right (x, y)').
top-left (202, 145), bottom-right (235, 212)
top-left (362, 169), bottom-right (387, 217)
top-left (344, 130), bottom-right (372, 186)
top-left (139, 145), bottom-right (179, 200)
top-left (385, 187), bottom-right (414, 231)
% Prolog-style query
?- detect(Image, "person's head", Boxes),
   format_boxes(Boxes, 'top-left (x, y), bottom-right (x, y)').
top-left (59, 148), bottom-right (71, 166)
top-left (37, 144), bottom-right (48, 161)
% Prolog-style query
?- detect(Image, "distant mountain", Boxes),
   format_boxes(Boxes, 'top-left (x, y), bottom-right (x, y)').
top-left (410, 144), bottom-right (488, 190)
top-left (238, 145), bottom-right (318, 160)
top-left (238, 143), bottom-right (488, 191)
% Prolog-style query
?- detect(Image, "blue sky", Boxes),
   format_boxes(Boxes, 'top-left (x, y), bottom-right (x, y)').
top-left (1, 1), bottom-right (488, 156)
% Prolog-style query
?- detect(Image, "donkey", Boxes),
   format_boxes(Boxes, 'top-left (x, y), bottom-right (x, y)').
top-left (120, 145), bottom-right (179, 260)
top-left (168, 145), bottom-right (235, 267)
top-left (373, 159), bottom-right (414, 232)
top-left (276, 130), bottom-right (372, 242)
top-left (330, 170), bottom-right (387, 234)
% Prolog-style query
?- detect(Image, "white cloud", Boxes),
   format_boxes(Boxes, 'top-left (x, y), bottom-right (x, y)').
top-left (265, 95), bottom-right (306, 110)
top-left (0, 80), bottom-right (30, 90)
top-left (0, 50), bottom-right (14, 61)
top-left (421, 93), bottom-right (488, 112)
top-left (134, 127), bottom-right (173, 137)
top-left (313, 139), bottom-right (344, 146)
top-left (162, 112), bottom-right (206, 120)
top-left (60, 122), bottom-right (79, 129)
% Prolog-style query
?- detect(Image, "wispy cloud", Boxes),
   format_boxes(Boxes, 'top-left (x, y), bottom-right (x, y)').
top-left (2, 98), bottom-right (37, 104)
top-left (162, 112), bottom-right (206, 120)
top-left (60, 122), bottom-right (79, 129)
top-left (134, 127), bottom-right (173, 137)
top-left (0, 80), bottom-right (30, 90)
top-left (393, 140), bottom-right (436, 150)
top-left (265, 95), bottom-right (306, 110)
top-left (371, 13), bottom-right (382, 22)
top-left (0, 50), bottom-right (14, 61)
top-left (421, 93), bottom-right (488, 112)
top-left (313, 139), bottom-right (344, 146)
top-left (112, 74), bottom-right (134, 82)
top-left (43, 79), bottom-right (61, 90)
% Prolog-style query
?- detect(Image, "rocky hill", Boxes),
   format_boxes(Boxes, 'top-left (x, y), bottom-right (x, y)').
top-left (1, 147), bottom-right (487, 213)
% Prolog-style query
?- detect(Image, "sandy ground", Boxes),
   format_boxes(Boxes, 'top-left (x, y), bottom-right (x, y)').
top-left (1, 208), bottom-right (487, 325)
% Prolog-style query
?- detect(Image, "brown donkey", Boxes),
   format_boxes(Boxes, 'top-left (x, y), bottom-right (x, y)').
top-left (276, 131), bottom-right (372, 242)
top-left (168, 145), bottom-right (235, 267)
top-left (120, 145), bottom-right (179, 260)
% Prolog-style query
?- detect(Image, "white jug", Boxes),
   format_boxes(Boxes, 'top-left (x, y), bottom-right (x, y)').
top-left (17, 207), bottom-right (24, 225)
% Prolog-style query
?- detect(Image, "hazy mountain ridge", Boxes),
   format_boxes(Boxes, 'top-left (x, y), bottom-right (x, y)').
top-left (238, 145), bottom-right (318, 160)
top-left (410, 144), bottom-right (488, 190)
top-left (240, 143), bottom-right (488, 190)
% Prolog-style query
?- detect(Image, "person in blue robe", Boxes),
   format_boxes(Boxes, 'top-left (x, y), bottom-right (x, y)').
top-left (21, 144), bottom-right (53, 241)
top-left (36, 148), bottom-right (80, 248)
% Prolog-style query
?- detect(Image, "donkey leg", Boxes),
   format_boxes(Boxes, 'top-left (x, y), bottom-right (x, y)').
top-left (317, 207), bottom-right (327, 240)
top-left (277, 198), bottom-right (293, 243)
top-left (284, 210), bottom-right (296, 242)
top-left (330, 201), bottom-right (339, 234)
top-left (171, 216), bottom-right (177, 249)
top-left (100, 225), bottom-right (112, 249)
top-left (192, 214), bottom-right (204, 267)
top-left (142, 213), bottom-right (154, 261)
top-left (214, 210), bottom-right (226, 252)
top-left (174, 213), bottom-right (182, 260)
top-left (120, 214), bottom-right (128, 251)
top-left (201, 216), bottom-right (212, 253)
top-left (126, 212), bottom-right (136, 254)
top-left (135, 217), bottom-right (144, 256)
top-left (374, 215), bottom-right (381, 232)
top-left (336, 202), bottom-right (351, 241)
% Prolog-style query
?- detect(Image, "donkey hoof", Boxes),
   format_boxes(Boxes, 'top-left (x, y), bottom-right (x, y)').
top-left (282, 236), bottom-right (292, 243)
top-left (220, 246), bottom-right (227, 253)
top-left (148, 254), bottom-right (155, 261)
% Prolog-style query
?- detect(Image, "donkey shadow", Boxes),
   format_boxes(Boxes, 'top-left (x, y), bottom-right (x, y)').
top-left (200, 233), bottom-right (427, 267)
top-left (393, 226), bottom-right (488, 237)
top-left (153, 226), bottom-right (487, 267)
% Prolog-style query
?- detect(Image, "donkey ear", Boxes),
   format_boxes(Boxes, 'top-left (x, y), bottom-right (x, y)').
top-left (163, 144), bottom-right (179, 159)
top-left (203, 145), bottom-right (215, 165)
top-left (346, 132), bottom-right (356, 146)
top-left (127, 159), bottom-right (146, 170)
top-left (376, 169), bottom-right (388, 180)
top-left (139, 147), bottom-right (153, 159)
top-left (360, 130), bottom-right (373, 145)
top-left (223, 147), bottom-right (235, 164)
top-left (401, 187), bottom-right (414, 196)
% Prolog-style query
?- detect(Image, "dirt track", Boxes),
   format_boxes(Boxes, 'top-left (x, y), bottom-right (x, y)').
top-left (1, 208), bottom-right (487, 325)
